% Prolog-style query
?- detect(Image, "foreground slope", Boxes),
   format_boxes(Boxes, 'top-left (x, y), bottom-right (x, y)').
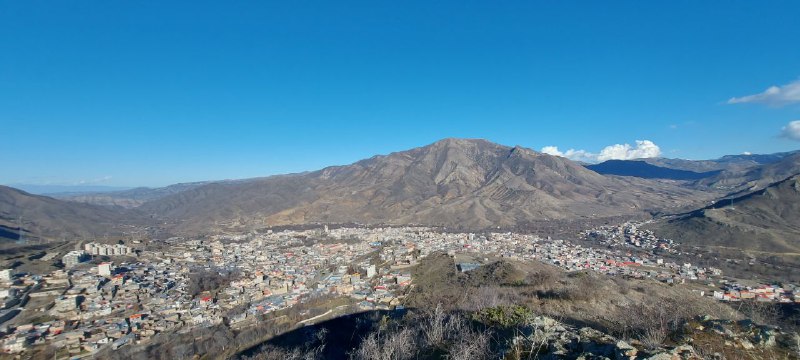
top-left (653, 174), bottom-right (800, 254)
top-left (142, 138), bottom-right (710, 233)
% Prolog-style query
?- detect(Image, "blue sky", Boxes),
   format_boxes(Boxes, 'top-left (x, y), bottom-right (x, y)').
top-left (2, 1), bottom-right (799, 187)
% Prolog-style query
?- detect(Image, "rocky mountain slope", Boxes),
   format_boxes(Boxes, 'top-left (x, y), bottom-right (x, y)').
top-left (699, 152), bottom-right (800, 193)
top-left (140, 139), bottom-right (711, 233)
top-left (652, 174), bottom-right (800, 255)
top-left (585, 150), bottom-right (800, 184)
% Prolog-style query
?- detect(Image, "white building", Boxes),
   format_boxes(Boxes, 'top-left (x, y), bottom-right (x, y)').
top-left (364, 264), bottom-right (376, 278)
top-left (63, 251), bottom-right (89, 268)
top-left (84, 242), bottom-right (133, 256)
top-left (2, 337), bottom-right (28, 354)
top-left (0, 288), bottom-right (17, 299)
top-left (0, 269), bottom-right (13, 281)
top-left (98, 263), bottom-right (113, 277)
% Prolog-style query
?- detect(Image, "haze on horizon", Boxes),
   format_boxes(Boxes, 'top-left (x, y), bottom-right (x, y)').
top-left (2, 1), bottom-right (799, 188)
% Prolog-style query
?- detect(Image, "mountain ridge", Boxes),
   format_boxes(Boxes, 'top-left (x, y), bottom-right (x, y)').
top-left (0, 185), bottom-right (151, 244)
top-left (140, 138), bottom-right (711, 233)
top-left (651, 173), bottom-right (800, 254)
top-left (585, 160), bottom-right (720, 180)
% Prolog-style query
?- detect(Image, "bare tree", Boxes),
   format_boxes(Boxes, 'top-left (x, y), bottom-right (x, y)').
top-left (447, 327), bottom-right (491, 360)
top-left (352, 328), bottom-right (416, 360)
top-left (422, 303), bottom-right (448, 347)
top-left (736, 300), bottom-right (782, 327)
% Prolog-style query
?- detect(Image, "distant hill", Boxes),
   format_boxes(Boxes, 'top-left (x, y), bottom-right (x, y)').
top-left (698, 153), bottom-right (800, 193)
top-left (0, 186), bottom-right (150, 244)
top-left (652, 174), bottom-right (800, 254)
top-left (583, 151), bottom-right (800, 191)
top-left (55, 181), bottom-right (214, 208)
top-left (141, 138), bottom-right (711, 233)
top-left (641, 150), bottom-right (799, 173)
top-left (6, 184), bottom-right (132, 195)
top-left (585, 160), bottom-right (720, 180)
top-left (715, 151), bottom-right (800, 167)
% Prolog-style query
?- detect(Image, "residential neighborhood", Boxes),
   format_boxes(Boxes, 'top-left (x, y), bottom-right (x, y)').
top-left (2, 225), bottom-right (799, 356)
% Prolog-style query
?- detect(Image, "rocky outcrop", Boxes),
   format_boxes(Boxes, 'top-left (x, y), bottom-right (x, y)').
top-left (680, 315), bottom-right (798, 358)
top-left (508, 315), bottom-right (797, 360)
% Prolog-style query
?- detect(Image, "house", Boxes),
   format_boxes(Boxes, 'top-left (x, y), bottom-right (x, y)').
top-left (457, 263), bottom-right (480, 272)
top-left (2, 337), bottom-right (27, 353)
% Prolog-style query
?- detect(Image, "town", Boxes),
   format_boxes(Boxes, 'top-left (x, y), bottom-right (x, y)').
top-left (1, 226), bottom-right (799, 356)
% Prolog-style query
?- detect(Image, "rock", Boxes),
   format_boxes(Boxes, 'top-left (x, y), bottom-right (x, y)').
top-left (739, 339), bottom-right (754, 349)
top-left (614, 340), bottom-right (638, 359)
top-left (645, 353), bottom-right (677, 360)
top-left (737, 319), bottom-right (753, 328)
top-left (578, 327), bottom-right (605, 339)
top-left (532, 316), bottom-right (559, 329)
top-left (581, 341), bottom-right (614, 357)
top-left (753, 328), bottom-right (777, 347)
top-left (671, 345), bottom-right (701, 359)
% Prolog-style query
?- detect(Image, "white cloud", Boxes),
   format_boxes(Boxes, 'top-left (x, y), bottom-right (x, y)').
top-left (540, 146), bottom-right (562, 156)
top-left (780, 120), bottom-right (800, 141)
top-left (540, 146), bottom-right (597, 163)
top-left (597, 140), bottom-right (661, 161)
top-left (541, 140), bottom-right (662, 163)
top-left (727, 79), bottom-right (800, 106)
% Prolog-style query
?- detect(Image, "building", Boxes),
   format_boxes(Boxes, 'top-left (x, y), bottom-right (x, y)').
top-left (457, 263), bottom-right (480, 272)
top-left (63, 251), bottom-right (89, 268)
top-left (84, 242), bottom-right (132, 256)
top-left (2, 337), bottom-right (28, 354)
top-left (98, 263), bottom-right (113, 277)
top-left (0, 288), bottom-right (17, 299)
top-left (53, 296), bottom-right (79, 312)
top-left (0, 269), bottom-right (13, 282)
top-left (364, 265), bottom-right (376, 278)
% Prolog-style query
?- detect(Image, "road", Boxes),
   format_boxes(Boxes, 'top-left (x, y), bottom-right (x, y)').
top-left (296, 304), bottom-right (349, 326)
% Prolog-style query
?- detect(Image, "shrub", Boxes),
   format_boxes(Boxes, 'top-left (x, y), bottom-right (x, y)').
top-left (473, 305), bottom-right (535, 327)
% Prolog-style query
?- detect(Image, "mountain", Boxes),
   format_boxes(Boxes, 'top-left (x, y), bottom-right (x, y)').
top-left (698, 152), bottom-right (800, 193)
top-left (652, 174), bottom-right (800, 254)
top-left (585, 160), bottom-right (720, 180)
top-left (583, 151), bottom-right (800, 191)
top-left (55, 181), bottom-right (214, 208)
top-left (641, 150), bottom-right (800, 173)
top-left (7, 184), bottom-right (133, 195)
top-left (141, 138), bottom-right (712, 233)
top-left (715, 150), bottom-right (800, 168)
top-left (0, 185), bottom-right (149, 244)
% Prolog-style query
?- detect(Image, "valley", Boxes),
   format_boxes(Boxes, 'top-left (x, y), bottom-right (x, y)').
top-left (2, 139), bottom-right (800, 358)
